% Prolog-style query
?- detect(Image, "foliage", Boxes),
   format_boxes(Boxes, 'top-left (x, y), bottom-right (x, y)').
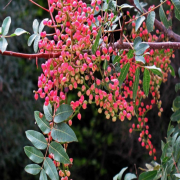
top-left (1, 0), bottom-right (180, 179)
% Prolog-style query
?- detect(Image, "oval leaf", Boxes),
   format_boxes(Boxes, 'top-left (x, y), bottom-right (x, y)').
top-left (10, 28), bottom-right (29, 37)
top-left (25, 164), bottom-right (41, 175)
top-left (54, 104), bottom-right (73, 123)
top-left (2, 16), bottom-right (11, 36)
top-left (174, 174), bottom-right (180, 178)
top-left (168, 64), bottom-right (175, 77)
top-left (113, 167), bottom-right (128, 180)
top-left (143, 69), bottom-right (150, 96)
top-left (28, 34), bottom-right (37, 46)
top-left (40, 169), bottom-right (48, 180)
top-left (51, 123), bottom-right (78, 143)
top-left (49, 141), bottom-right (70, 164)
top-left (146, 11), bottom-right (155, 33)
top-left (175, 83), bottom-right (180, 92)
top-left (135, 16), bottom-right (146, 32)
top-left (25, 130), bottom-right (47, 150)
top-left (134, 0), bottom-right (143, 12)
top-left (39, 18), bottom-right (49, 33)
top-left (118, 63), bottom-right (130, 86)
top-left (171, 109), bottom-right (180, 121)
top-left (133, 68), bottom-right (140, 100)
top-left (34, 111), bottom-right (51, 134)
top-left (43, 103), bottom-right (53, 121)
top-left (33, 19), bottom-right (39, 34)
top-left (0, 37), bottom-right (8, 53)
top-left (135, 55), bottom-right (145, 64)
top-left (92, 27), bottom-right (101, 54)
top-left (24, 146), bottom-right (44, 163)
top-left (159, 5), bottom-right (172, 28)
top-left (174, 96), bottom-right (180, 109)
top-left (124, 173), bottom-right (137, 180)
top-left (34, 34), bottom-right (40, 53)
top-left (135, 43), bottom-right (149, 56)
top-left (139, 170), bottom-right (157, 180)
top-left (44, 157), bottom-right (59, 180)
top-left (134, 37), bottom-right (142, 49)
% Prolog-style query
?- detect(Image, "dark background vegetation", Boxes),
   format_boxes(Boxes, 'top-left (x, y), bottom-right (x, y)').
top-left (0, 0), bottom-right (180, 179)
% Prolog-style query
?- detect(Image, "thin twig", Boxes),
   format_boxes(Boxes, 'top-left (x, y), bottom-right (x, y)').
top-left (3, 0), bottom-right (12, 9)
top-left (29, 0), bottom-right (49, 12)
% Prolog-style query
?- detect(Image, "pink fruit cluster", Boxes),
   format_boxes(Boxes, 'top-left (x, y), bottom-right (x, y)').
top-left (34, 0), bottom-right (174, 167)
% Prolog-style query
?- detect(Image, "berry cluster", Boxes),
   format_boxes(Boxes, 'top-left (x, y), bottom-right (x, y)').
top-left (33, 0), bottom-right (173, 173)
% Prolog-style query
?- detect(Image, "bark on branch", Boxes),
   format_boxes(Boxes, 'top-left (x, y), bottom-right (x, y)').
top-left (1, 41), bottom-right (180, 59)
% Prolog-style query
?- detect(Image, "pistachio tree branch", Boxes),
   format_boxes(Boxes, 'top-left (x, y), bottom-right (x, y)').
top-left (1, 41), bottom-right (180, 59)
top-left (128, 0), bottom-right (180, 42)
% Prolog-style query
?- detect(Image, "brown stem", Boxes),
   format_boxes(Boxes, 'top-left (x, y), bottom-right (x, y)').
top-left (1, 41), bottom-right (180, 59)
top-left (29, 0), bottom-right (49, 12)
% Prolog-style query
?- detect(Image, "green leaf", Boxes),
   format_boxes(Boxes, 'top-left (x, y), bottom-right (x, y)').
top-left (145, 65), bottom-right (162, 76)
top-left (174, 96), bottom-right (180, 109)
top-left (134, 0), bottom-right (143, 12)
top-left (44, 157), bottom-right (59, 180)
top-left (134, 37), bottom-right (142, 49)
top-left (168, 65), bottom-right (175, 77)
top-left (127, 49), bottom-right (134, 59)
top-left (51, 123), bottom-right (78, 143)
top-left (174, 174), bottom-right (180, 178)
top-left (135, 55), bottom-right (145, 64)
top-left (43, 103), bottom-right (53, 121)
top-left (39, 18), bottom-right (48, 33)
top-left (40, 169), bottom-right (48, 180)
top-left (24, 146), bottom-right (44, 163)
top-left (28, 34), bottom-right (37, 46)
top-left (2, 16), bottom-right (11, 36)
top-left (108, 0), bottom-right (116, 11)
top-left (143, 69), bottom-right (150, 96)
top-left (113, 55), bottom-right (121, 64)
top-left (174, 136), bottom-right (180, 161)
top-left (175, 8), bottom-right (180, 20)
top-left (102, 2), bottom-right (108, 11)
top-left (54, 104), bottom-right (73, 123)
top-left (172, 0), bottom-right (180, 21)
top-left (135, 16), bottom-right (146, 32)
top-left (34, 34), bottom-right (40, 53)
top-left (175, 83), bottom-right (180, 92)
top-left (25, 130), bottom-right (47, 150)
top-left (145, 65), bottom-right (161, 71)
top-left (113, 167), bottom-right (128, 180)
top-left (103, 60), bottom-right (108, 70)
top-left (92, 27), bottom-right (101, 54)
top-left (135, 43), bottom-right (149, 56)
top-left (0, 27), bottom-right (2, 34)
top-left (119, 3), bottom-right (134, 9)
top-left (118, 63), bottom-right (130, 86)
top-left (25, 164), bottom-right (41, 175)
top-left (0, 37), bottom-right (8, 53)
top-left (33, 19), bottom-right (39, 34)
top-left (139, 170), bottom-right (157, 180)
top-left (171, 109), bottom-right (180, 121)
top-left (34, 111), bottom-right (51, 134)
top-left (146, 11), bottom-right (155, 32)
top-left (159, 5), bottom-right (172, 28)
top-left (133, 68), bottom-right (140, 100)
top-left (124, 173), bottom-right (137, 180)
top-left (49, 142), bottom-right (71, 164)
top-left (10, 28), bottom-right (29, 37)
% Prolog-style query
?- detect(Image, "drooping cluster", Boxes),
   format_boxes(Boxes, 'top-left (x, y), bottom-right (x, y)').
top-left (33, 0), bottom-right (174, 172)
